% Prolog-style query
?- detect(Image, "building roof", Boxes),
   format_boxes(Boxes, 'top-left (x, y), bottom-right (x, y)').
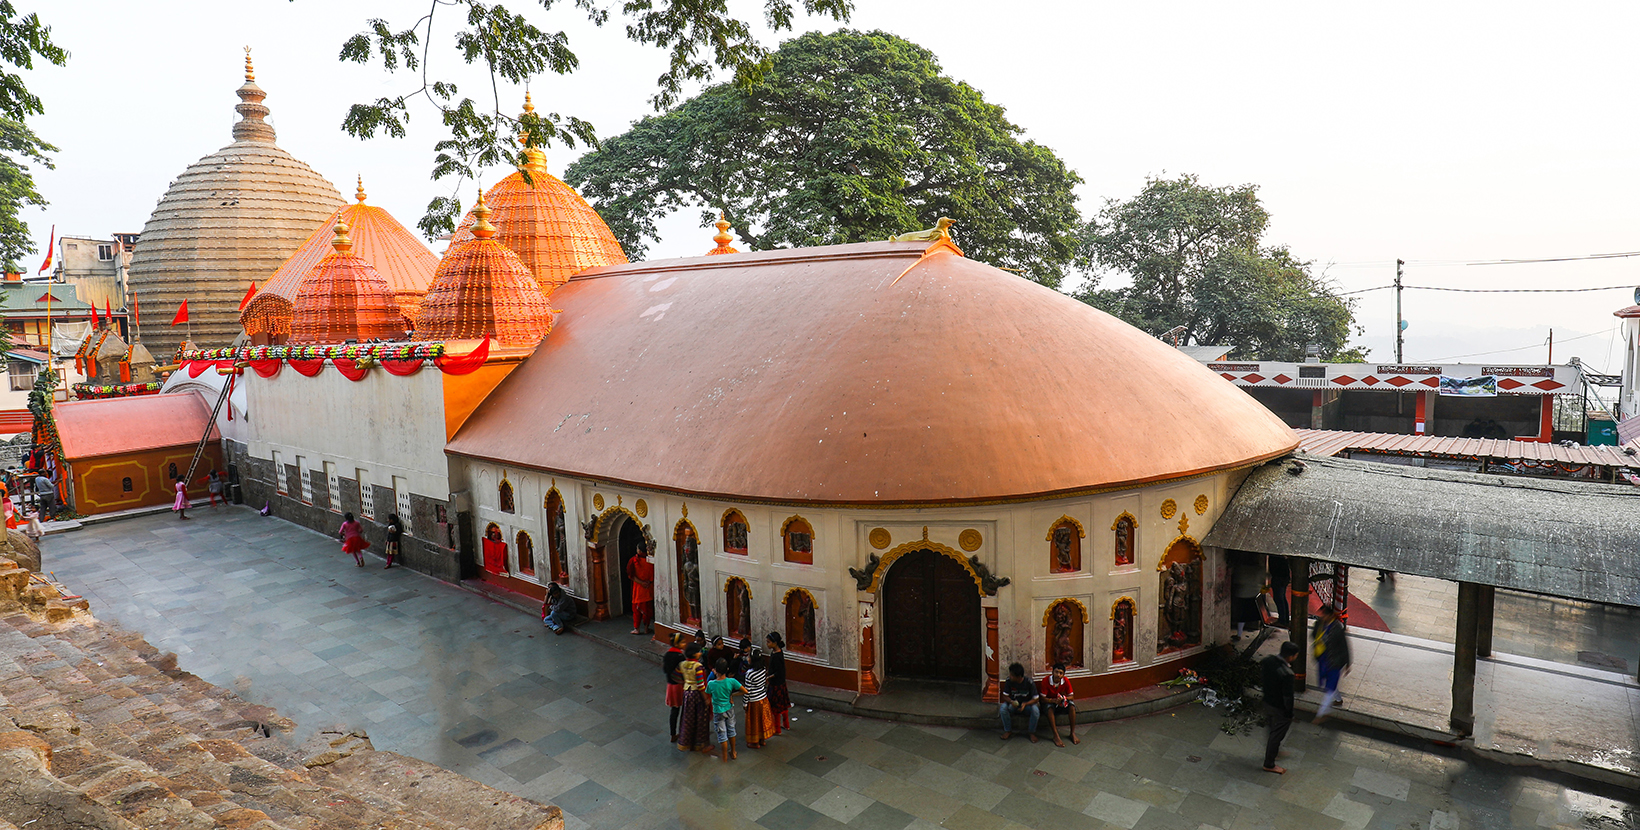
top-left (290, 221), bottom-right (405, 343)
top-left (8, 348), bottom-right (48, 365)
top-left (1203, 454), bottom-right (1640, 607)
top-left (417, 196), bottom-right (553, 344)
top-left (56, 391), bottom-right (219, 460)
top-left (127, 59), bottom-right (343, 356)
top-left (1295, 428), bottom-right (1640, 470)
top-left (446, 240), bottom-right (1300, 505)
top-left (244, 178), bottom-right (437, 335)
top-left (0, 283), bottom-right (94, 316)
top-left (1209, 360), bottom-right (1578, 395)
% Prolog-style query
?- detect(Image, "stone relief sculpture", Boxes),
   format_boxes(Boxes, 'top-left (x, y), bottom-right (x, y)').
top-left (1050, 602), bottom-right (1076, 667)
top-left (1162, 562), bottom-right (1189, 647)
top-left (681, 534), bottom-right (701, 623)
top-left (1053, 526), bottom-right (1075, 571)
top-left (849, 553), bottom-right (882, 590)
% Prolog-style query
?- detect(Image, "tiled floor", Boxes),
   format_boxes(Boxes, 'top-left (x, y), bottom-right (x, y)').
top-left (39, 508), bottom-right (1640, 830)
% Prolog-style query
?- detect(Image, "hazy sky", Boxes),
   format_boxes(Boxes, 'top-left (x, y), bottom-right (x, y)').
top-left (22, 2), bottom-right (1640, 373)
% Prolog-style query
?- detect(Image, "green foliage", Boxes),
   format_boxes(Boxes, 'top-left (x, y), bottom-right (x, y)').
top-left (1076, 174), bottom-right (1363, 361)
top-left (0, 3), bottom-right (64, 265)
top-left (564, 30), bottom-right (1083, 287)
top-left (1196, 644), bottom-right (1265, 736)
top-left (0, 2), bottom-right (66, 121)
top-left (332, 0), bottom-right (852, 239)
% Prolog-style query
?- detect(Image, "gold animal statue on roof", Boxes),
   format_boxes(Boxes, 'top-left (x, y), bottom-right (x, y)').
top-left (889, 217), bottom-right (955, 243)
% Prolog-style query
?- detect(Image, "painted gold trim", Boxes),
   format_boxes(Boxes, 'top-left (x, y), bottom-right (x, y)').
top-left (1044, 515), bottom-right (1085, 541)
top-left (781, 586), bottom-right (816, 606)
top-left (722, 507), bottom-right (748, 526)
top-left (1041, 597), bottom-right (1089, 626)
top-left (635, 498), bottom-right (648, 518)
top-left (724, 575), bottom-right (751, 600)
top-left (1193, 494), bottom-right (1209, 515)
top-left (593, 493), bottom-right (605, 511)
top-left (780, 515), bottom-right (814, 539)
top-left (673, 516), bottom-right (699, 540)
top-left (1156, 534), bottom-right (1202, 570)
top-left (1160, 499), bottom-right (1177, 519)
top-left (958, 528), bottom-right (983, 552)
top-left (1109, 596), bottom-right (1136, 620)
top-left (1110, 512), bottom-right (1137, 532)
top-left (543, 486), bottom-right (562, 509)
top-left (593, 504), bottom-right (641, 537)
top-left (868, 527), bottom-right (891, 550)
top-left (865, 538), bottom-right (985, 597)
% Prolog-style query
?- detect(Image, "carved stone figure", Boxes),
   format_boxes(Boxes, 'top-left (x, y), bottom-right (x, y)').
top-left (1050, 602), bottom-right (1076, 667)
top-left (1114, 518), bottom-right (1132, 566)
top-left (799, 597), bottom-right (817, 649)
top-left (735, 581), bottom-right (751, 637)
top-left (581, 515), bottom-right (598, 543)
top-left (682, 558), bottom-right (701, 623)
top-left (1162, 561), bottom-right (1189, 646)
top-left (1113, 601), bottom-right (1133, 662)
top-left (968, 556), bottom-right (1010, 596)
top-left (848, 553), bottom-right (882, 590)
top-left (551, 507), bottom-right (567, 573)
top-left (1053, 526), bottom-right (1074, 571)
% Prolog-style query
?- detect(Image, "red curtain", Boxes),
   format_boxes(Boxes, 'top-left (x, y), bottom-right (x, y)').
top-left (379, 358), bottom-right (424, 376)
top-left (481, 538), bottom-right (507, 575)
top-left (248, 360), bottom-right (282, 378)
top-left (287, 359), bottom-right (326, 377)
top-left (186, 360), bottom-right (216, 378)
top-left (435, 336), bottom-right (491, 375)
top-left (332, 359), bottom-right (370, 382)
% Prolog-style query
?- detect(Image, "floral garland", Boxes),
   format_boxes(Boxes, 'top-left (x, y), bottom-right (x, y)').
top-left (71, 381), bottom-right (164, 399)
top-left (181, 342), bottom-right (447, 363)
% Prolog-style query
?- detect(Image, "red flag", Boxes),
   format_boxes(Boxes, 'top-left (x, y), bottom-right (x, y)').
top-left (104, 298), bottom-right (112, 321)
top-left (91, 304), bottom-right (101, 328)
top-left (132, 294), bottom-right (140, 327)
top-left (170, 300), bottom-right (189, 326)
top-left (238, 280), bottom-right (258, 311)
top-left (36, 225), bottom-right (54, 275)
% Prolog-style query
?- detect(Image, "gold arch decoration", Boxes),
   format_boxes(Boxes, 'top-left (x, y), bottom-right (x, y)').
top-left (681, 502), bottom-right (689, 519)
top-left (1194, 494), bottom-right (1209, 515)
top-left (865, 538), bottom-right (985, 596)
top-left (1110, 511), bottom-right (1137, 532)
top-left (617, 494), bottom-right (623, 507)
top-left (542, 486), bottom-right (562, 510)
top-left (1177, 514), bottom-right (1189, 535)
top-left (1044, 515), bottom-right (1086, 541)
top-left (1110, 595), bottom-right (1136, 619)
top-left (868, 527), bottom-right (892, 550)
top-left (592, 505), bottom-right (641, 538)
top-left (635, 498), bottom-right (648, 518)
top-left (1160, 499), bottom-right (1177, 519)
top-left (780, 515), bottom-right (815, 539)
top-left (592, 493), bottom-right (604, 511)
top-left (1041, 597), bottom-right (1090, 626)
top-left (781, 586), bottom-right (816, 606)
top-left (674, 516), bottom-right (700, 541)
top-left (1156, 534), bottom-right (1202, 570)
top-left (724, 575), bottom-right (752, 599)
top-left (958, 528), bottom-right (983, 552)
top-left (722, 507), bottom-right (748, 526)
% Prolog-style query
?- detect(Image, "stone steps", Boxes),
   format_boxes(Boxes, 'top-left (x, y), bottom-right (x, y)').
top-left (0, 562), bottom-right (562, 829)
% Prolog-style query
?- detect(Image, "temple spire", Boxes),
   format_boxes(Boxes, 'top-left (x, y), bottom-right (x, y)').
top-left (232, 46), bottom-right (276, 143)
top-left (516, 92), bottom-right (547, 174)
top-left (471, 190), bottom-right (497, 240)
top-left (706, 213), bottom-right (740, 256)
top-left (331, 219), bottom-right (353, 254)
top-left (355, 175), bottom-right (368, 203)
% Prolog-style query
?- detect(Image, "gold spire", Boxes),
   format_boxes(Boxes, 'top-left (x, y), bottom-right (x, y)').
top-left (471, 190), bottom-right (496, 240)
top-left (233, 47), bottom-right (275, 142)
top-left (331, 219), bottom-right (353, 254)
top-left (516, 92), bottom-right (547, 173)
top-left (706, 212), bottom-right (740, 256)
top-left (244, 46), bottom-right (255, 81)
top-left (355, 175), bottom-right (367, 203)
top-left (522, 91), bottom-right (534, 115)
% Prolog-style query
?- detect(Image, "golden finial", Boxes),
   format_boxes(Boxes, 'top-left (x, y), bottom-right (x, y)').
top-left (244, 46), bottom-right (255, 81)
top-left (706, 212), bottom-right (740, 256)
top-left (355, 175), bottom-right (367, 203)
top-left (522, 91), bottom-right (535, 115)
top-left (331, 219), bottom-right (353, 254)
top-left (471, 190), bottom-right (496, 240)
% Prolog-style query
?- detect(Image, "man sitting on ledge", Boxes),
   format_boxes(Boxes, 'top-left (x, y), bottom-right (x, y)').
top-left (999, 662), bottom-right (1041, 742)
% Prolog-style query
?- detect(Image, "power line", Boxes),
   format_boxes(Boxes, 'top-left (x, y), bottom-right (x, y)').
top-left (1403, 284), bottom-right (1635, 294)
top-left (1420, 328), bottom-right (1607, 363)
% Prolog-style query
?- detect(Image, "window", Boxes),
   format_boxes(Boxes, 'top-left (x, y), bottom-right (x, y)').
top-left (1048, 517), bottom-right (1082, 573)
top-left (515, 531), bottom-right (535, 576)
top-left (722, 510), bottom-right (749, 555)
top-left (323, 461), bottom-right (338, 512)
top-left (167, 462), bottom-right (178, 480)
top-left (545, 490), bottom-right (568, 584)
top-left (1112, 598), bottom-right (1136, 664)
top-left (296, 456), bottom-right (313, 503)
top-left (783, 588), bottom-right (817, 655)
top-left (7, 362), bottom-right (33, 392)
top-left (725, 577), bottom-right (752, 640)
top-left (1044, 599), bottom-right (1086, 669)
top-left (781, 516), bottom-right (814, 565)
top-left (356, 469), bottom-right (372, 518)
top-left (97, 244), bottom-right (114, 261)
top-left (675, 521), bottom-right (701, 626)
top-left (392, 476), bottom-right (410, 524)
top-left (272, 451), bottom-right (285, 494)
top-left (121, 477), bottom-right (133, 493)
top-left (498, 478), bottom-right (515, 513)
top-left (1113, 514), bottom-right (1136, 568)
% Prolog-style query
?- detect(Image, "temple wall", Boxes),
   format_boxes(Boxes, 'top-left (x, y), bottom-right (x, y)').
top-left (453, 457), bottom-right (1250, 697)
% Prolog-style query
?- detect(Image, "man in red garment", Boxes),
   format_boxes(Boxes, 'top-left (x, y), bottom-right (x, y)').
top-left (629, 550), bottom-right (655, 635)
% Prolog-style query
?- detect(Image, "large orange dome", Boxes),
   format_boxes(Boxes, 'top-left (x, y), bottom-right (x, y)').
top-left (290, 222), bottom-right (404, 343)
top-left (446, 241), bottom-right (1300, 504)
top-left (450, 147), bottom-right (627, 294)
top-left (242, 178), bottom-right (436, 340)
top-left (418, 197), bottom-right (554, 344)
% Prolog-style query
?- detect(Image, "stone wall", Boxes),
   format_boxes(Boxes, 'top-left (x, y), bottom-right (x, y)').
top-left (227, 439), bottom-right (463, 582)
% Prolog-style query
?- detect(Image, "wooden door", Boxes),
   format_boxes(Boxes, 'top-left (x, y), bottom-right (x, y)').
top-left (882, 549), bottom-right (981, 681)
top-left (615, 519), bottom-right (645, 615)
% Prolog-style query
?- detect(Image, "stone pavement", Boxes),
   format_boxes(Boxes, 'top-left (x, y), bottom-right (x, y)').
top-left (38, 507), bottom-right (1640, 830)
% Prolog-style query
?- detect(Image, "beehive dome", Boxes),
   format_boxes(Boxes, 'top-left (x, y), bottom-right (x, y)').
top-left (127, 52), bottom-right (344, 357)
top-left (418, 194), bottom-right (553, 345)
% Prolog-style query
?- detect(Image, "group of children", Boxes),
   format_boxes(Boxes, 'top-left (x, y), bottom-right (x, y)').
top-left (666, 631), bottom-right (792, 761)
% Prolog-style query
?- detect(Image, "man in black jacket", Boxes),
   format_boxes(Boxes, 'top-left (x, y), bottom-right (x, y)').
top-left (1261, 641), bottom-right (1299, 774)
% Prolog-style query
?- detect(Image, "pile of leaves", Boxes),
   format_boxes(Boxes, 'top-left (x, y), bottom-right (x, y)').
top-left (1194, 644), bottom-right (1266, 736)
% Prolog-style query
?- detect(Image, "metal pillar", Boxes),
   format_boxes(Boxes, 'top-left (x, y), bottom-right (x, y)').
top-left (1476, 585), bottom-right (1495, 658)
top-left (1288, 556), bottom-right (1311, 686)
top-left (1451, 581), bottom-right (1480, 736)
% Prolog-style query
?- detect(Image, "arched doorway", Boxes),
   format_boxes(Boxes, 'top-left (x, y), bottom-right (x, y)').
top-left (881, 549), bottom-right (981, 681)
top-left (615, 518), bottom-right (645, 617)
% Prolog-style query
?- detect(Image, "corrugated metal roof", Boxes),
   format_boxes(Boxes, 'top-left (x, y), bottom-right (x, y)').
top-left (1295, 428), bottom-right (1639, 470)
top-left (1203, 454), bottom-right (1640, 607)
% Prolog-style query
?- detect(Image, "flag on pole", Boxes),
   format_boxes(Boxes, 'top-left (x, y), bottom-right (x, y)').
top-left (91, 303), bottom-right (101, 328)
top-left (104, 298), bottom-right (112, 321)
top-left (36, 225), bottom-right (54, 275)
top-left (170, 300), bottom-right (189, 326)
top-left (238, 280), bottom-right (258, 310)
top-left (132, 294), bottom-right (140, 327)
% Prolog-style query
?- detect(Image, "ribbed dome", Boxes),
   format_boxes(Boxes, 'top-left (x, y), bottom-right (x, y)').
top-left (450, 147), bottom-right (627, 294)
top-left (242, 177), bottom-right (436, 339)
top-left (127, 55), bottom-right (343, 357)
top-left (419, 196), bottom-right (553, 344)
top-left (291, 221), bottom-right (405, 344)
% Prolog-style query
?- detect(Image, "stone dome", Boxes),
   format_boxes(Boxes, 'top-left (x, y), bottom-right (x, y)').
top-left (447, 95), bottom-right (627, 294)
top-left (418, 195), bottom-right (553, 345)
top-left (127, 54), bottom-right (344, 357)
top-left (290, 221), bottom-right (404, 344)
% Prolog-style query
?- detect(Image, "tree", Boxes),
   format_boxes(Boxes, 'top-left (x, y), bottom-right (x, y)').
top-left (335, 0), bottom-right (852, 239)
top-left (564, 30), bottom-right (1083, 287)
top-left (1076, 174), bottom-right (1364, 361)
top-left (0, 3), bottom-right (66, 265)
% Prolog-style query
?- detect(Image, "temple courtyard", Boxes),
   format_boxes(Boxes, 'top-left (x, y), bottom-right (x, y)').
top-left (38, 507), bottom-right (1640, 830)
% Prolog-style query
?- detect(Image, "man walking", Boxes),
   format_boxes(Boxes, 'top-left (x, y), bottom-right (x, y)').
top-left (1312, 603), bottom-right (1351, 722)
top-left (1261, 641), bottom-right (1299, 774)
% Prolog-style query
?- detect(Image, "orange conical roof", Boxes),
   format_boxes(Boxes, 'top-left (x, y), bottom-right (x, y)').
top-left (418, 194), bottom-right (553, 345)
top-left (241, 177), bottom-right (436, 338)
top-left (448, 95), bottom-right (627, 293)
top-left (706, 213), bottom-right (740, 256)
top-left (290, 220), bottom-right (405, 343)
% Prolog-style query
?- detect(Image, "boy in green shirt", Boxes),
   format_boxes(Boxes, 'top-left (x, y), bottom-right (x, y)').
top-left (706, 658), bottom-right (745, 761)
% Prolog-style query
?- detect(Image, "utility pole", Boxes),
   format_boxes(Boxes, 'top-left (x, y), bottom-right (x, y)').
top-left (1395, 259), bottom-right (1405, 364)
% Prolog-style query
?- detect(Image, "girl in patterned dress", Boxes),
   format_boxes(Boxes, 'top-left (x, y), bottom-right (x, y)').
top-left (743, 651), bottom-right (775, 748)
top-left (765, 631), bottom-right (791, 735)
top-left (674, 642), bottom-right (713, 752)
